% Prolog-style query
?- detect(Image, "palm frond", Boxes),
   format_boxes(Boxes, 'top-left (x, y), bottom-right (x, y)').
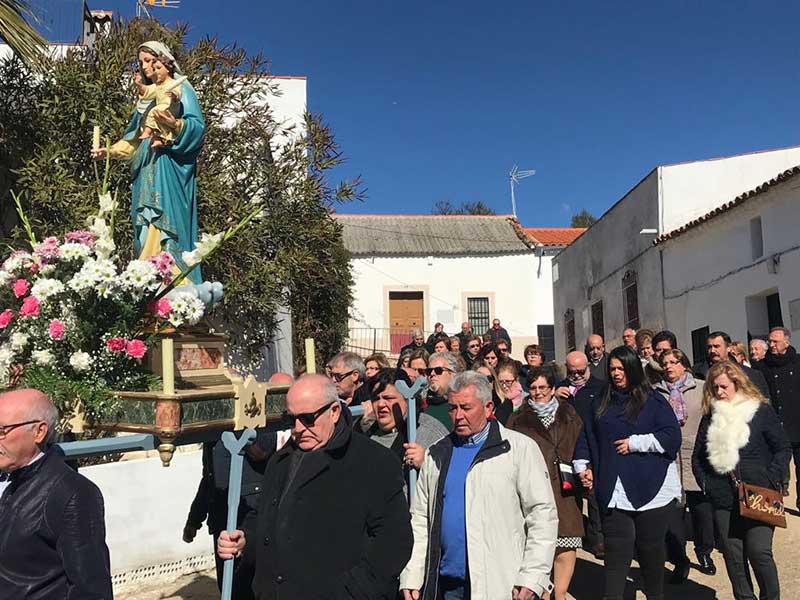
top-left (0, 0), bottom-right (46, 69)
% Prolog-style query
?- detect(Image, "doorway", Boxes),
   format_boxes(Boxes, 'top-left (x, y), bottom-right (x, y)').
top-left (389, 291), bottom-right (424, 353)
top-left (746, 290), bottom-right (783, 341)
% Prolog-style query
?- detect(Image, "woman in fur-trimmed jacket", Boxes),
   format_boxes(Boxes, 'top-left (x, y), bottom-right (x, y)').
top-left (692, 360), bottom-right (790, 600)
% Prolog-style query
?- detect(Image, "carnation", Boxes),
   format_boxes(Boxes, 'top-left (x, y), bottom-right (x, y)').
top-left (12, 278), bottom-right (29, 298)
top-left (0, 309), bottom-right (14, 329)
top-left (10, 332), bottom-right (29, 351)
top-left (0, 346), bottom-right (13, 364)
top-left (106, 337), bottom-right (126, 352)
top-left (149, 298), bottom-right (172, 319)
top-left (49, 319), bottom-right (66, 340)
top-left (125, 339), bottom-right (147, 359)
top-left (31, 349), bottom-right (54, 366)
top-left (69, 351), bottom-right (92, 372)
top-left (19, 296), bottom-right (39, 317)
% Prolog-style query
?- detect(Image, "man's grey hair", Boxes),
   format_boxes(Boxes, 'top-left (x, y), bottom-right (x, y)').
top-left (770, 327), bottom-right (791, 341)
top-left (448, 371), bottom-right (492, 406)
top-left (411, 328), bottom-right (423, 338)
top-left (24, 396), bottom-right (59, 446)
top-left (329, 351), bottom-right (366, 380)
top-left (751, 338), bottom-right (768, 350)
top-left (430, 351), bottom-right (461, 373)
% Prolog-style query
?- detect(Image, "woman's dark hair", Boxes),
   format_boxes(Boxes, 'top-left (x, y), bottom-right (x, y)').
top-left (523, 344), bottom-right (545, 361)
top-left (526, 367), bottom-right (556, 390)
top-left (597, 345), bottom-right (650, 421)
top-left (478, 343), bottom-right (500, 362)
top-left (369, 368), bottom-right (412, 402)
top-left (409, 348), bottom-right (430, 365)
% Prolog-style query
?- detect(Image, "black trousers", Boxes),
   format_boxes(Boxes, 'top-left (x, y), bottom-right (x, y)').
top-left (686, 490), bottom-right (715, 555)
top-left (576, 489), bottom-right (604, 547)
top-left (664, 500), bottom-right (689, 566)
top-left (791, 443), bottom-right (800, 504)
top-left (714, 508), bottom-right (780, 600)
top-left (601, 501), bottom-right (674, 600)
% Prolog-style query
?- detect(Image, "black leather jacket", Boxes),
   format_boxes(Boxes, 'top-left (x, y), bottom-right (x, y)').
top-left (0, 450), bottom-right (112, 599)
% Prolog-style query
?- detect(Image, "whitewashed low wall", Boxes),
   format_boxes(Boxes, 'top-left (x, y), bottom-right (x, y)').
top-left (81, 449), bottom-right (216, 591)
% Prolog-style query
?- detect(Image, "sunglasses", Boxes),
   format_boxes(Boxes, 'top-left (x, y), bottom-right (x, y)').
top-left (422, 366), bottom-right (453, 376)
top-left (330, 369), bottom-right (356, 383)
top-left (284, 401), bottom-right (335, 427)
top-left (566, 369), bottom-right (587, 377)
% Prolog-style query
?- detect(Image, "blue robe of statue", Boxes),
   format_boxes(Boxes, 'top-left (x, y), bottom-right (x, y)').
top-left (116, 82), bottom-right (205, 284)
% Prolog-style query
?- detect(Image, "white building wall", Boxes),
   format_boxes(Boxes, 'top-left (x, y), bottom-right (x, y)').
top-left (660, 146), bottom-right (800, 232)
top-left (348, 252), bottom-right (553, 353)
top-left (662, 177), bottom-right (800, 362)
top-left (553, 170), bottom-right (664, 362)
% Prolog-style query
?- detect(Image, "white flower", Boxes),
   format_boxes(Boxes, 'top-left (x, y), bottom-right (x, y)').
top-left (0, 346), bottom-right (14, 364)
top-left (69, 351), bottom-right (92, 372)
top-left (60, 243), bottom-right (91, 261)
top-left (94, 237), bottom-right (116, 260)
top-left (3, 252), bottom-right (32, 273)
top-left (31, 349), bottom-right (54, 366)
top-left (120, 260), bottom-right (158, 292)
top-left (39, 264), bottom-right (56, 276)
top-left (195, 232), bottom-right (224, 256)
top-left (10, 332), bottom-right (29, 351)
top-left (0, 270), bottom-right (13, 284)
top-left (166, 291), bottom-right (205, 327)
top-left (181, 250), bottom-right (202, 268)
top-left (98, 193), bottom-right (115, 215)
top-left (30, 278), bottom-right (65, 302)
top-left (68, 271), bottom-right (93, 292)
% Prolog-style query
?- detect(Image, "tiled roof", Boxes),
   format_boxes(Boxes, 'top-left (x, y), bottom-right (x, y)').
top-left (524, 227), bottom-right (586, 246)
top-left (653, 166), bottom-right (800, 245)
top-left (333, 214), bottom-right (536, 257)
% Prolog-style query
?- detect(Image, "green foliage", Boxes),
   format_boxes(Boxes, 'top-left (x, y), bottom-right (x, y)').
top-left (432, 200), bottom-right (496, 215)
top-left (0, 18), bottom-right (357, 371)
top-left (570, 208), bottom-right (597, 228)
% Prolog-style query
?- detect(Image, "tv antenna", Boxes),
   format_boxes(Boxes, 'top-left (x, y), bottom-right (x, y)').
top-left (509, 165), bottom-right (536, 217)
top-left (136, 0), bottom-right (181, 18)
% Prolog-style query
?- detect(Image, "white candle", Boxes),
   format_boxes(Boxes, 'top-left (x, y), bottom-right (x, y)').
top-left (92, 126), bottom-right (100, 150)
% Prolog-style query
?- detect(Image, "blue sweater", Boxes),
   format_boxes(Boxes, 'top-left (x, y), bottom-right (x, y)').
top-left (576, 388), bottom-right (680, 510)
top-left (439, 427), bottom-right (488, 580)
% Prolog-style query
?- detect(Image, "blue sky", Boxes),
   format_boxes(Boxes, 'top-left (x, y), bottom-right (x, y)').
top-left (69, 1), bottom-right (800, 225)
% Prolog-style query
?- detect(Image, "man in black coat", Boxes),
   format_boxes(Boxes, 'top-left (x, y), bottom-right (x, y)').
top-left (693, 331), bottom-right (770, 400)
top-left (0, 389), bottom-right (112, 600)
top-left (218, 374), bottom-right (413, 599)
top-left (483, 318), bottom-right (512, 351)
top-left (555, 350), bottom-right (606, 557)
top-left (757, 327), bottom-right (800, 506)
top-left (585, 334), bottom-right (608, 382)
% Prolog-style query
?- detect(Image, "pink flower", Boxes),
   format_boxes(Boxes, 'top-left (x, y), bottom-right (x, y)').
top-left (106, 337), bottom-right (126, 353)
top-left (48, 319), bottom-right (65, 340)
top-left (147, 252), bottom-right (176, 278)
top-left (19, 296), bottom-right (39, 317)
top-left (125, 339), bottom-right (147, 359)
top-left (12, 279), bottom-right (29, 298)
top-left (33, 236), bottom-right (60, 260)
top-left (64, 230), bottom-right (96, 247)
top-left (149, 298), bottom-right (172, 319)
top-left (0, 309), bottom-right (14, 329)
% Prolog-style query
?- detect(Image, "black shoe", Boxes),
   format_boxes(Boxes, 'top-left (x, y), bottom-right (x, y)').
top-left (695, 551), bottom-right (716, 576)
top-left (669, 560), bottom-right (690, 584)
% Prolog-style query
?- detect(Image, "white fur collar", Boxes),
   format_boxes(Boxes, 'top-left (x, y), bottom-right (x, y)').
top-left (706, 394), bottom-right (761, 474)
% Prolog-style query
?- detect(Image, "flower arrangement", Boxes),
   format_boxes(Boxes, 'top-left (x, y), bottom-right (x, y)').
top-left (3, 186), bottom-right (258, 428)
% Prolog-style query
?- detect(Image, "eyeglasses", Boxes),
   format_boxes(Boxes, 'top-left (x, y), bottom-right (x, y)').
top-left (0, 420), bottom-right (40, 440)
top-left (468, 343), bottom-right (480, 349)
top-left (424, 366), bottom-right (453, 376)
top-left (330, 369), bottom-right (356, 383)
top-left (498, 378), bottom-right (516, 386)
top-left (284, 402), bottom-right (335, 427)
top-left (566, 369), bottom-right (587, 377)
top-left (530, 385), bottom-right (551, 392)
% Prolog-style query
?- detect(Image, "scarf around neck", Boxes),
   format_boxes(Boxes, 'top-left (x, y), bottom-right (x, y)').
top-left (666, 373), bottom-right (691, 424)
top-left (528, 395), bottom-right (559, 421)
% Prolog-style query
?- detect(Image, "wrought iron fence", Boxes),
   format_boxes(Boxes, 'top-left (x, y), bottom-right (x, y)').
top-left (343, 328), bottom-right (435, 358)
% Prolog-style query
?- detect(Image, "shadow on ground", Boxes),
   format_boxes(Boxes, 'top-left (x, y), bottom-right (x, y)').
top-left (569, 558), bottom-right (718, 599)
top-left (162, 574), bottom-right (219, 600)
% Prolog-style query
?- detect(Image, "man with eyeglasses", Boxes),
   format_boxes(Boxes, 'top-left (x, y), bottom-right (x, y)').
top-left (424, 352), bottom-right (461, 428)
top-left (483, 318), bottom-right (512, 352)
top-left (327, 351), bottom-right (365, 406)
top-left (218, 374), bottom-right (412, 598)
top-left (0, 388), bottom-right (112, 599)
top-left (555, 351), bottom-right (606, 558)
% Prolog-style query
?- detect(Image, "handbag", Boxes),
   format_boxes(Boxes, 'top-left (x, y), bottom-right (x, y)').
top-left (732, 469), bottom-right (787, 529)
top-left (556, 458), bottom-right (579, 497)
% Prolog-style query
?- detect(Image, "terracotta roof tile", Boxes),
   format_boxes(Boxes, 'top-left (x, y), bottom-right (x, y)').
top-left (653, 166), bottom-right (800, 245)
top-left (523, 227), bottom-right (587, 246)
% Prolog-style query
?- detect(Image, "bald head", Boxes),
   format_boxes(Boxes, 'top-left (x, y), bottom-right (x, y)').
top-left (565, 351), bottom-right (590, 385)
top-left (268, 372), bottom-right (294, 385)
top-left (586, 334), bottom-right (605, 361)
top-left (0, 388), bottom-right (57, 472)
top-left (286, 374), bottom-right (341, 451)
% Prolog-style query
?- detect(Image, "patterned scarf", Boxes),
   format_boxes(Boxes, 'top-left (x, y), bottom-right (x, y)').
top-left (506, 381), bottom-right (525, 410)
top-left (528, 395), bottom-right (559, 420)
top-left (666, 373), bottom-right (690, 425)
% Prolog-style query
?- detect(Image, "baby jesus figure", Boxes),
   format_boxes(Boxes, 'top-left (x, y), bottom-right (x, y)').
top-left (137, 54), bottom-right (187, 148)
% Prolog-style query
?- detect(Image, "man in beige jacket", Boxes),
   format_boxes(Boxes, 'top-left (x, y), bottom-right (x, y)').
top-left (400, 371), bottom-right (557, 600)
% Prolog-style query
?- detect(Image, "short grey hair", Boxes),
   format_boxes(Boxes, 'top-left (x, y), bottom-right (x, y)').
top-left (297, 373), bottom-right (339, 406)
top-left (448, 371), bottom-right (492, 406)
top-left (329, 351), bottom-right (365, 380)
top-left (430, 351), bottom-right (460, 373)
top-left (770, 327), bottom-right (791, 341)
top-left (411, 328), bottom-right (423, 338)
top-left (751, 338), bottom-right (768, 351)
top-left (23, 395), bottom-right (59, 446)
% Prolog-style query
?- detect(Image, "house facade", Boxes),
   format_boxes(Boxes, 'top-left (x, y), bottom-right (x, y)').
top-left (552, 145), bottom-right (800, 362)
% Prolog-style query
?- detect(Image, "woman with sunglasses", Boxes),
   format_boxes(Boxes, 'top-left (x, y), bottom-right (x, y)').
top-left (575, 345), bottom-right (681, 600)
top-left (508, 367), bottom-right (584, 600)
top-left (461, 334), bottom-right (482, 369)
top-left (407, 348), bottom-right (430, 383)
top-left (365, 369), bottom-right (449, 498)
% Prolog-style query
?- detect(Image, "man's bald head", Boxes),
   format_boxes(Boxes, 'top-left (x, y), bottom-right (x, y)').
top-left (586, 335), bottom-right (605, 361)
top-left (565, 351), bottom-right (590, 386)
top-left (286, 374), bottom-right (341, 451)
top-left (0, 388), bottom-right (58, 471)
top-left (268, 372), bottom-right (294, 385)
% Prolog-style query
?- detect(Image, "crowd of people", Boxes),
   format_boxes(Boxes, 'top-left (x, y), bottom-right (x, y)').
top-left (1, 319), bottom-right (798, 600)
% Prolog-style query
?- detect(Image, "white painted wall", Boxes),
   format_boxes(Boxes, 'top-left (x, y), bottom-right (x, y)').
top-left (348, 251), bottom-right (553, 353)
top-left (82, 450), bottom-right (212, 575)
top-left (662, 175), bottom-right (800, 363)
top-left (660, 146), bottom-right (800, 232)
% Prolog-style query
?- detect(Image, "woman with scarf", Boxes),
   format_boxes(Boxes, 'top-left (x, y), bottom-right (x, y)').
top-left (574, 345), bottom-right (681, 600)
top-left (508, 367), bottom-right (584, 600)
top-left (653, 349), bottom-right (714, 579)
top-left (91, 41), bottom-right (205, 284)
top-left (692, 361), bottom-right (789, 600)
